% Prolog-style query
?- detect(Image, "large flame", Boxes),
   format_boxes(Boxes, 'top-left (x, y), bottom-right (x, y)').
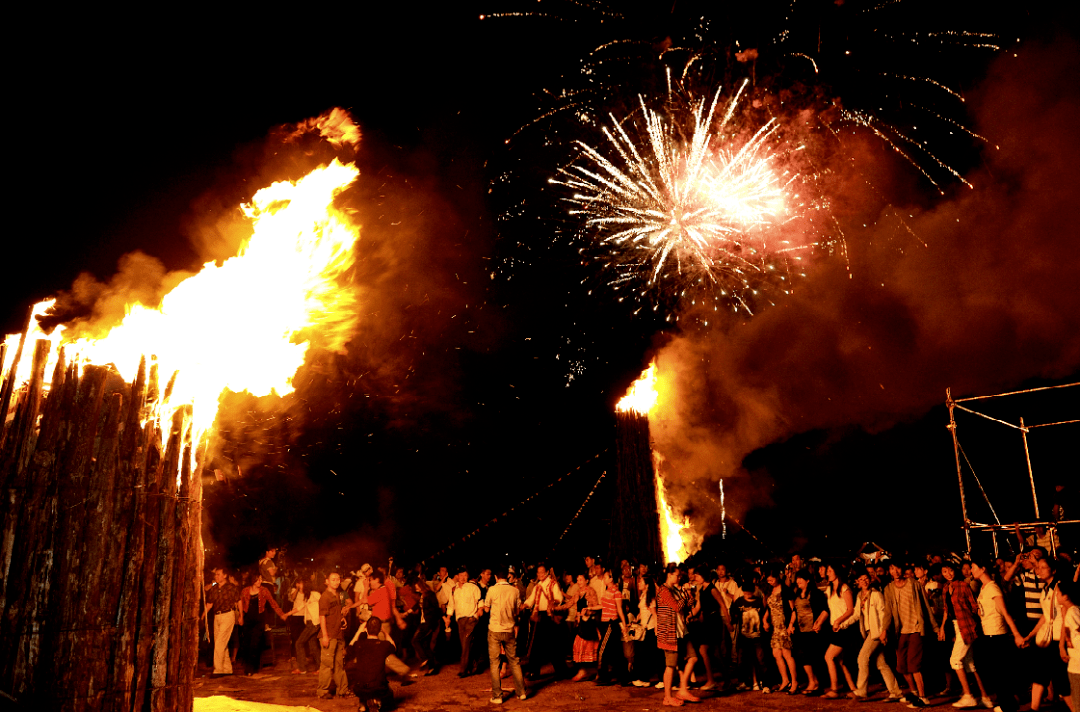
top-left (616, 362), bottom-right (700, 563)
top-left (655, 466), bottom-right (700, 564)
top-left (615, 361), bottom-right (658, 415)
top-left (2, 158), bottom-right (362, 443)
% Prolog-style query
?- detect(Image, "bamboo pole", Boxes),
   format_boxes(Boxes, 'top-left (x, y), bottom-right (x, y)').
top-left (1019, 417), bottom-right (1040, 520)
top-left (945, 388), bottom-right (971, 553)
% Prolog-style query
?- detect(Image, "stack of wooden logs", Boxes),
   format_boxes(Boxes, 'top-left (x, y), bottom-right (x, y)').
top-left (0, 332), bottom-right (203, 711)
top-left (610, 411), bottom-right (664, 566)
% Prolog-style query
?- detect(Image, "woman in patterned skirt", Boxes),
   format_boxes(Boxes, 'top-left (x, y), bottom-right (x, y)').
top-left (570, 574), bottom-right (602, 681)
top-left (764, 570), bottom-right (798, 693)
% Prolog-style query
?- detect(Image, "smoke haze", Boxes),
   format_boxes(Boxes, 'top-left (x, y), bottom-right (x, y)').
top-left (649, 38), bottom-right (1080, 517)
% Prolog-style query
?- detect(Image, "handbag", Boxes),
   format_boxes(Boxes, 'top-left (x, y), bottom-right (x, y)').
top-left (629, 606), bottom-right (653, 641)
top-left (1034, 586), bottom-right (1055, 648)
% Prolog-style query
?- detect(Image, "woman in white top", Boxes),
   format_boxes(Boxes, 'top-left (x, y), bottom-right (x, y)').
top-left (822, 564), bottom-right (858, 698)
top-left (970, 559), bottom-right (1025, 712)
top-left (852, 570), bottom-right (901, 700)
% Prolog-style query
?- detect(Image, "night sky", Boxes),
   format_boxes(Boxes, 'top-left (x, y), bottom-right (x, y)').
top-left (4, 3), bottom-right (1078, 572)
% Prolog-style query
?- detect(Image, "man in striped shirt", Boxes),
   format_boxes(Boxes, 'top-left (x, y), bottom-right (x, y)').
top-left (1003, 547), bottom-right (1047, 635)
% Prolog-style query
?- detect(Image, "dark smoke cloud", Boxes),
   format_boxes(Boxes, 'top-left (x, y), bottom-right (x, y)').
top-left (650, 38), bottom-right (1080, 517)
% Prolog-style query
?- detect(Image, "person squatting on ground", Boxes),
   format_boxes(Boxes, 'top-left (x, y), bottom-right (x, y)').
top-left (344, 616), bottom-right (410, 712)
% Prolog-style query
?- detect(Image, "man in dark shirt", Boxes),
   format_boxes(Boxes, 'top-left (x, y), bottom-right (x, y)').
top-left (204, 567), bottom-right (240, 675)
top-left (345, 616), bottom-right (410, 712)
top-left (413, 580), bottom-right (443, 675)
top-left (318, 572), bottom-right (350, 699)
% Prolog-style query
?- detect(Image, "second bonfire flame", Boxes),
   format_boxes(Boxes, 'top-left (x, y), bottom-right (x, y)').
top-left (615, 362), bottom-right (700, 563)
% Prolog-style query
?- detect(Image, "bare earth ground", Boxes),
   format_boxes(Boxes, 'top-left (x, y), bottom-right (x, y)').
top-left (193, 642), bottom-right (955, 712)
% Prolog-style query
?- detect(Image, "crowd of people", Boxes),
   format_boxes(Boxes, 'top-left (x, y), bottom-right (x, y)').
top-left (200, 534), bottom-right (1079, 712)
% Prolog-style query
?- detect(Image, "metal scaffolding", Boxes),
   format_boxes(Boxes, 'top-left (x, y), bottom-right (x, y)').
top-left (945, 382), bottom-right (1079, 556)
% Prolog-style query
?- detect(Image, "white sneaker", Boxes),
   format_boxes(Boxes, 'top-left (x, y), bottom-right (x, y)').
top-left (979, 699), bottom-right (993, 710)
top-left (655, 681), bottom-right (665, 689)
top-left (489, 697), bottom-right (503, 705)
top-left (517, 694), bottom-right (527, 701)
top-left (953, 695), bottom-right (978, 708)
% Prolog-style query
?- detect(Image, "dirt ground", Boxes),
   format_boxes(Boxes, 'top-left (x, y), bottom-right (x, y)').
top-left (193, 648), bottom-right (950, 712)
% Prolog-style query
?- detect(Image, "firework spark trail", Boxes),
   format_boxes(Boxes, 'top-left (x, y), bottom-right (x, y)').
top-left (553, 83), bottom-right (801, 311)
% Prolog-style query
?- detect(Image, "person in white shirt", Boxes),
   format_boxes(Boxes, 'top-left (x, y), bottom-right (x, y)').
top-left (852, 571), bottom-right (901, 700)
top-left (445, 567), bottom-right (483, 678)
top-left (290, 584), bottom-right (321, 674)
top-left (970, 559), bottom-right (1025, 712)
top-left (483, 568), bottom-right (527, 703)
top-left (523, 564), bottom-right (568, 679)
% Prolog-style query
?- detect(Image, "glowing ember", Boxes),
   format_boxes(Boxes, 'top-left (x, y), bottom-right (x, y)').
top-left (2, 158), bottom-right (362, 444)
top-left (615, 361), bottom-right (658, 414)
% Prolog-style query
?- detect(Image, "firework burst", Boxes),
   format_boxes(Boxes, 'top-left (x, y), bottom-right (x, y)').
top-left (552, 79), bottom-right (817, 315)
top-left (489, 0), bottom-right (1004, 321)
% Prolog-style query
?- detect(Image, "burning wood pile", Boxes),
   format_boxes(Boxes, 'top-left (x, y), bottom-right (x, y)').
top-left (0, 119), bottom-right (365, 709)
top-left (0, 340), bottom-right (202, 711)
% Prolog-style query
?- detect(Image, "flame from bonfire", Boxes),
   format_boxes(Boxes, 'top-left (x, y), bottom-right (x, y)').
top-left (2, 158), bottom-right (362, 444)
top-left (617, 362), bottom-right (700, 563)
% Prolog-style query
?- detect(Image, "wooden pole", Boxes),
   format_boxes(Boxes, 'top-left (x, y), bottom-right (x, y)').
top-left (611, 412), bottom-right (664, 566)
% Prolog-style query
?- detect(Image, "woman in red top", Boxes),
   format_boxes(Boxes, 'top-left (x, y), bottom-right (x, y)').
top-left (940, 561), bottom-right (990, 707)
top-left (239, 572), bottom-right (288, 675)
top-left (595, 569), bottom-right (629, 686)
top-left (656, 564), bottom-right (699, 706)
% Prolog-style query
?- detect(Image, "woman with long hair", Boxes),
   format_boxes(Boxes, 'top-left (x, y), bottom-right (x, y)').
top-left (687, 566), bottom-right (722, 691)
top-left (969, 558), bottom-right (1025, 712)
top-left (790, 568), bottom-right (828, 695)
top-left (822, 564), bottom-right (858, 698)
top-left (238, 571), bottom-right (288, 675)
top-left (763, 569), bottom-right (798, 693)
top-left (631, 572), bottom-right (661, 687)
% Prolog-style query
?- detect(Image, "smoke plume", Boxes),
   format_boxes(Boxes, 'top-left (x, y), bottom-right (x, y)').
top-left (650, 38), bottom-right (1080, 514)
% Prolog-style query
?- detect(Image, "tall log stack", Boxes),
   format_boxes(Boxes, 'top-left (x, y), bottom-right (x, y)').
top-left (610, 411), bottom-right (663, 565)
top-left (0, 338), bottom-right (203, 712)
